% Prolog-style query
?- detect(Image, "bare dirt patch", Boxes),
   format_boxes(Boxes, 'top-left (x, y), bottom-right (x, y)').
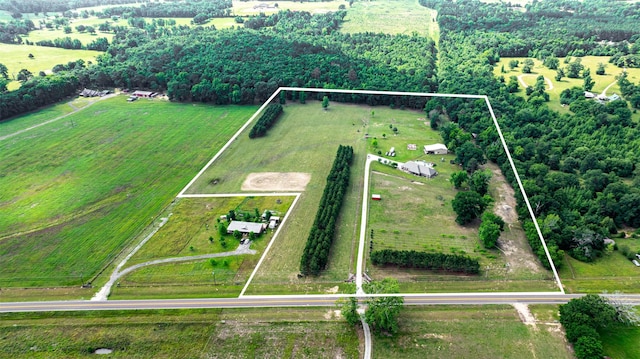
top-left (513, 303), bottom-right (537, 330)
top-left (487, 163), bottom-right (544, 274)
top-left (241, 172), bottom-right (311, 191)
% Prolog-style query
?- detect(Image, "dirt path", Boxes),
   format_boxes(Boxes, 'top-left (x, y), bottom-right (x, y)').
top-left (92, 239), bottom-right (255, 301)
top-left (0, 93), bottom-right (117, 142)
top-left (600, 79), bottom-right (618, 97)
top-left (517, 74), bottom-right (553, 91)
top-left (487, 163), bottom-right (544, 274)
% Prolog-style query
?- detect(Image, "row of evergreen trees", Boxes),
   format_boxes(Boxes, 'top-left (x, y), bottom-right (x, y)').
top-left (370, 249), bottom-right (480, 275)
top-left (300, 145), bottom-right (353, 276)
top-left (248, 104), bottom-right (283, 139)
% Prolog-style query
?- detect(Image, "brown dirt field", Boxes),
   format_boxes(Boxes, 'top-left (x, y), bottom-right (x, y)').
top-left (241, 172), bottom-right (311, 191)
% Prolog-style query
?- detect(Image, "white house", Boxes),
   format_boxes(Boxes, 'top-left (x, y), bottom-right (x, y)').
top-left (423, 143), bottom-right (448, 155)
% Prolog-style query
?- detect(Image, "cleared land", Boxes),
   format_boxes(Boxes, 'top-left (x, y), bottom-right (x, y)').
top-left (341, 0), bottom-right (439, 39)
top-left (375, 305), bottom-right (572, 359)
top-left (241, 172), bottom-right (311, 191)
top-left (0, 44), bottom-right (102, 90)
top-left (0, 308), bottom-right (360, 358)
top-left (494, 56), bottom-right (640, 117)
top-left (0, 97), bottom-right (256, 295)
top-left (558, 237), bottom-right (640, 294)
top-left (232, 0), bottom-right (343, 16)
top-left (109, 196), bottom-right (294, 299)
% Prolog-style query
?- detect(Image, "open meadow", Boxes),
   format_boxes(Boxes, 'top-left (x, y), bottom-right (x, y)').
top-left (374, 305), bottom-right (572, 359)
top-left (0, 44), bottom-right (101, 90)
top-left (0, 308), bottom-right (360, 358)
top-left (0, 96), bottom-right (256, 296)
top-left (340, 0), bottom-right (439, 39)
top-left (232, 0), bottom-right (344, 16)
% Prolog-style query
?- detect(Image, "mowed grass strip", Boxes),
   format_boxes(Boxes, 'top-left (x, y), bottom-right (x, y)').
top-left (0, 44), bottom-right (102, 90)
top-left (0, 97), bottom-right (257, 287)
top-left (340, 0), bottom-right (439, 39)
top-left (0, 308), bottom-right (360, 358)
top-left (375, 305), bottom-right (572, 359)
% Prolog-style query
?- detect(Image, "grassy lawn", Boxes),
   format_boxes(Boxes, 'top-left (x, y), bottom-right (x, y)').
top-left (375, 305), bottom-right (572, 359)
top-left (341, 0), bottom-right (439, 39)
top-left (0, 44), bottom-right (102, 90)
top-left (0, 97), bottom-right (257, 292)
top-left (0, 100), bottom-right (78, 137)
top-left (232, 0), bottom-right (344, 16)
top-left (600, 324), bottom-right (640, 359)
top-left (493, 56), bottom-right (640, 119)
top-left (0, 307), bottom-right (360, 358)
top-left (558, 239), bottom-right (640, 293)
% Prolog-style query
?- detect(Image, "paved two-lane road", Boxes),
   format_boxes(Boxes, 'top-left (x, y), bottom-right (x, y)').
top-left (4, 293), bottom-right (640, 313)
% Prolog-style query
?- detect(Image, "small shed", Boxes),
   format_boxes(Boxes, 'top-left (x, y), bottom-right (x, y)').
top-left (372, 194), bottom-right (381, 201)
top-left (132, 90), bottom-right (155, 98)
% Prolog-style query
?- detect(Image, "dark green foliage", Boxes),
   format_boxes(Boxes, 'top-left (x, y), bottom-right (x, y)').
top-left (479, 212), bottom-right (505, 249)
top-left (450, 171), bottom-right (468, 189)
top-left (364, 278), bottom-right (404, 336)
top-left (451, 191), bottom-right (489, 225)
top-left (455, 142), bottom-right (486, 172)
top-left (370, 249), bottom-right (480, 274)
top-left (468, 170), bottom-right (492, 196)
top-left (338, 297), bottom-right (360, 326)
top-left (300, 145), bottom-right (353, 276)
top-left (248, 104), bottom-right (283, 139)
top-left (559, 295), bottom-right (618, 359)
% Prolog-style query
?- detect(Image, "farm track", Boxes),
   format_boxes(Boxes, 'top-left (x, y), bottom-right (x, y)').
top-left (0, 93), bottom-right (117, 142)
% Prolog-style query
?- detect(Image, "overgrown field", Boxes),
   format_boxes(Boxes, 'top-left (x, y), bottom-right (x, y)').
top-left (0, 308), bottom-right (360, 358)
top-left (375, 305), bottom-right (572, 359)
top-left (0, 97), bottom-right (257, 290)
top-left (0, 44), bottom-right (101, 90)
top-left (340, 0), bottom-right (439, 39)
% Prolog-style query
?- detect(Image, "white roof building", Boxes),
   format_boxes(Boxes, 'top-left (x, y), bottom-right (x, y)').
top-left (423, 143), bottom-right (448, 155)
top-left (227, 221), bottom-right (265, 234)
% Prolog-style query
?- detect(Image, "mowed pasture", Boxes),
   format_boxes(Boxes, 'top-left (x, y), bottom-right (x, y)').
top-left (0, 44), bottom-right (102, 90)
top-left (375, 305), bottom-right (572, 359)
top-left (0, 97), bottom-right (256, 290)
top-left (110, 196), bottom-right (294, 299)
top-left (232, 0), bottom-right (344, 16)
top-left (0, 308), bottom-right (360, 358)
top-left (340, 0), bottom-right (439, 39)
top-left (190, 100), bottom-right (370, 293)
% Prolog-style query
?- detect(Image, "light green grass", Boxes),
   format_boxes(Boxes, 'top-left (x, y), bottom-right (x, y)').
top-left (341, 0), bottom-right (439, 39)
top-left (0, 97), bottom-right (257, 289)
top-left (232, 0), bottom-right (344, 16)
top-left (375, 305), bottom-right (572, 359)
top-left (0, 307), bottom-right (360, 358)
top-left (600, 324), bottom-right (640, 359)
top-left (126, 196), bottom-right (294, 265)
top-left (0, 43), bottom-right (101, 90)
top-left (0, 101), bottom-right (77, 136)
top-left (494, 56), bottom-right (640, 114)
top-left (558, 241), bottom-right (640, 293)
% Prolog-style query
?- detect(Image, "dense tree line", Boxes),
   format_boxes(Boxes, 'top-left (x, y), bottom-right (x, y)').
top-left (300, 145), bottom-right (353, 276)
top-left (370, 249), bottom-right (480, 274)
top-left (421, 0), bottom-right (640, 61)
top-left (0, 18), bottom-right (35, 43)
top-left (0, 72), bottom-right (80, 121)
top-left (244, 9), bottom-right (344, 35)
top-left (423, 0), bottom-right (640, 269)
top-left (97, 0), bottom-right (232, 20)
top-left (248, 104), bottom-right (283, 138)
top-left (0, 0), bottom-right (142, 14)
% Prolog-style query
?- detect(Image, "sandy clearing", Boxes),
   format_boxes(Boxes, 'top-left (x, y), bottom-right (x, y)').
top-left (241, 172), bottom-right (311, 191)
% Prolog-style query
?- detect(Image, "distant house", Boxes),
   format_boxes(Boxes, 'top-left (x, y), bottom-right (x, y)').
top-left (80, 88), bottom-right (103, 97)
top-left (132, 90), bottom-right (155, 98)
top-left (372, 194), bottom-right (381, 201)
top-left (608, 94), bottom-right (621, 102)
top-left (227, 221), bottom-right (265, 235)
top-left (584, 91), bottom-right (596, 99)
top-left (423, 143), bottom-right (448, 155)
top-left (401, 161), bottom-right (438, 178)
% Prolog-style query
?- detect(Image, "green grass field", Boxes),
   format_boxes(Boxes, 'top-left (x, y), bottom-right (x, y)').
top-left (341, 0), bottom-right (439, 39)
top-left (0, 308), bottom-right (360, 358)
top-left (558, 239), bottom-right (640, 293)
top-left (375, 305), bottom-right (572, 359)
top-left (0, 97), bottom-right (257, 292)
top-left (494, 56), bottom-right (640, 116)
top-left (0, 44), bottom-right (102, 90)
top-left (232, 0), bottom-right (344, 16)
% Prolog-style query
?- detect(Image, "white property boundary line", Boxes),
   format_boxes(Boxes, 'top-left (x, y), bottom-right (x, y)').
top-left (176, 86), bottom-right (564, 297)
